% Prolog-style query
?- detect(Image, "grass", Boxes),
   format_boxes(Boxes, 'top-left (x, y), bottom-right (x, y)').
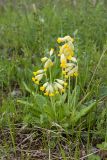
top-left (0, 0), bottom-right (107, 159)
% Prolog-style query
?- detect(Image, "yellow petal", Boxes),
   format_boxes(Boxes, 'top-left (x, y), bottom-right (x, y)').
top-left (49, 93), bottom-right (55, 97)
top-left (33, 72), bottom-right (37, 75)
top-left (64, 82), bottom-right (68, 86)
top-left (62, 70), bottom-right (66, 75)
top-left (49, 48), bottom-right (54, 56)
top-left (32, 77), bottom-right (35, 82)
top-left (40, 86), bottom-right (45, 91)
top-left (74, 72), bottom-right (78, 77)
top-left (44, 59), bottom-right (53, 69)
top-left (44, 92), bottom-right (49, 96)
top-left (60, 54), bottom-right (67, 68)
top-left (57, 38), bottom-right (61, 43)
top-left (41, 57), bottom-right (48, 62)
top-left (35, 81), bottom-right (39, 85)
top-left (65, 75), bottom-right (69, 79)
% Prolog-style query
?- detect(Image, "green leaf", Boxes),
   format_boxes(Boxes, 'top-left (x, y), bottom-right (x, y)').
top-left (59, 143), bottom-right (67, 160)
top-left (22, 81), bottom-right (35, 96)
top-left (35, 94), bottom-right (47, 107)
top-left (56, 93), bottom-right (67, 106)
top-left (69, 85), bottom-right (80, 107)
top-left (17, 99), bottom-right (33, 106)
top-left (71, 102), bottom-right (96, 123)
top-left (99, 86), bottom-right (107, 97)
top-left (88, 154), bottom-right (101, 160)
top-left (97, 142), bottom-right (107, 150)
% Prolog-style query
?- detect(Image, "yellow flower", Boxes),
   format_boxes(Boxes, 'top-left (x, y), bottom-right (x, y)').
top-left (71, 57), bottom-right (77, 62)
top-left (49, 93), bottom-right (55, 97)
top-left (65, 64), bottom-right (75, 72)
top-left (60, 62), bottom-right (66, 68)
top-left (64, 82), bottom-right (68, 87)
top-left (57, 38), bottom-right (61, 43)
top-left (59, 43), bottom-right (74, 60)
top-left (35, 80), bottom-right (39, 85)
top-left (56, 79), bottom-right (67, 88)
top-left (32, 77), bottom-right (40, 85)
top-left (46, 84), bottom-right (54, 93)
top-left (43, 82), bottom-right (49, 87)
top-left (40, 86), bottom-right (45, 91)
top-left (44, 91), bottom-right (49, 96)
top-left (32, 77), bottom-right (35, 82)
top-left (74, 72), bottom-right (78, 77)
top-left (65, 67), bottom-right (72, 73)
top-left (40, 82), bottom-right (56, 96)
top-left (40, 82), bottom-right (49, 91)
top-left (61, 88), bottom-right (65, 93)
top-left (67, 41), bottom-right (74, 51)
top-left (67, 55), bottom-right (72, 60)
top-left (49, 48), bottom-right (54, 56)
top-left (35, 74), bottom-right (44, 81)
top-left (41, 57), bottom-right (48, 62)
top-left (56, 79), bottom-right (65, 85)
top-left (33, 72), bottom-right (37, 76)
top-left (63, 60), bottom-right (78, 77)
top-left (44, 59), bottom-right (53, 69)
top-left (67, 66), bottom-right (78, 77)
top-left (54, 82), bottom-right (64, 91)
top-left (57, 36), bottom-right (74, 43)
top-left (62, 70), bottom-right (66, 75)
top-left (60, 54), bottom-right (67, 68)
top-left (33, 69), bottom-right (45, 76)
top-left (59, 44), bottom-right (67, 53)
top-left (65, 75), bottom-right (69, 79)
top-left (66, 63), bottom-right (75, 67)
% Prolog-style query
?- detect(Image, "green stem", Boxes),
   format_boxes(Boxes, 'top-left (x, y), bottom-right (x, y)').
top-left (68, 76), bottom-right (71, 106)
top-left (105, 103), bottom-right (107, 142)
top-left (49, 67), bottom-right (52, 83)
top-left (8, 117), bottom-right (16, 156)
top-left (50, 97), bottom-right (56, 120)
top-left (74, 76), bottom-right (78, 109)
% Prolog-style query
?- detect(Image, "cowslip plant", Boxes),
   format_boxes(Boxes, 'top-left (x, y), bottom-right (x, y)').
top-left (18, 35), bottom-right (96, 130)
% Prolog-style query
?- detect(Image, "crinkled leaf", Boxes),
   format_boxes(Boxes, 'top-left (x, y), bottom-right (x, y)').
top-left (35, 94), bottom-right (47, 107)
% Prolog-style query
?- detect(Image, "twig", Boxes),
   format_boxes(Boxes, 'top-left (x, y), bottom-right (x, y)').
top-left (17, 133), bottom-right (35, 147)
top-left (80, 149), bottom-right (100, 160)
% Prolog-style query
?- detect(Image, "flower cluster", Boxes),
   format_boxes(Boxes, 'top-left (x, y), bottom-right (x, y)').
top-left (32, 35), bottom-right (78, 96)
top-left (57, 36), bottom-right (78, 78)
top-left (40, 79), bottom-right (67, 96)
